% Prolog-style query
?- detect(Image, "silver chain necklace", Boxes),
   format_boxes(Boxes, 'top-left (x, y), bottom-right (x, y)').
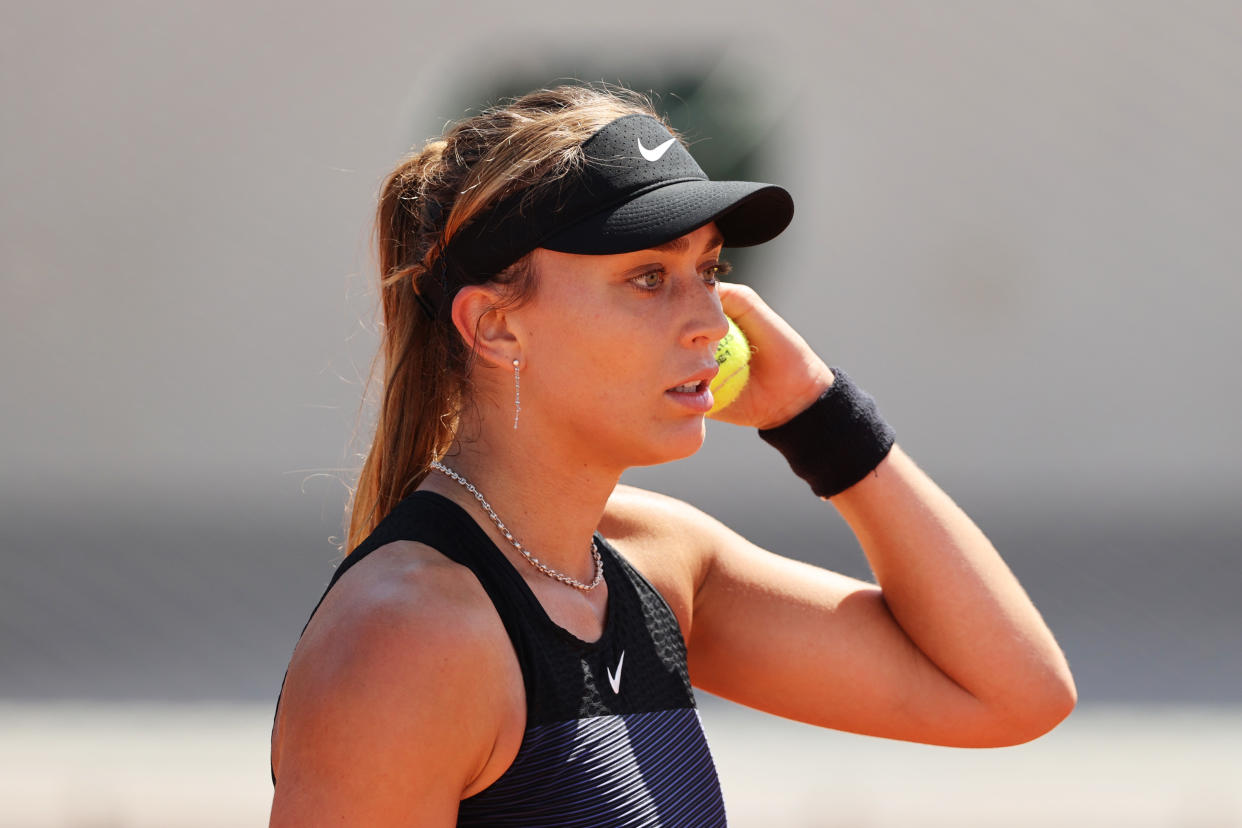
top-left (430, 461), bottom-right (604, 591)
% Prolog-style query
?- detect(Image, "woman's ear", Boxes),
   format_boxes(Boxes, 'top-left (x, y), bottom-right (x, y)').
top-left (450, 284), bottom-right (519, 368)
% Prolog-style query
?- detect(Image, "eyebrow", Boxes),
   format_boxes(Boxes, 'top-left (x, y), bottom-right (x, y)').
top-left (648, 232), bottom-right (725, 254)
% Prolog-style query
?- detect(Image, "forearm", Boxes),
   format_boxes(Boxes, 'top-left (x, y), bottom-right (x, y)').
top-left (716, 282), bottom-right (1075, 739)
top-left (831, 444), bottom-right (1077, 720)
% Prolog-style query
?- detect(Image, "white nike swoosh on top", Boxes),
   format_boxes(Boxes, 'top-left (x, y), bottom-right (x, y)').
top-left (637, 137), bottom-right (676, 162)
top-left (607, 650), bottom-right (625, 694)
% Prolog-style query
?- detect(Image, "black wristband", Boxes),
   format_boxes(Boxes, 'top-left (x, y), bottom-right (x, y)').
top-left (757, 367), bottom-right (896, 499)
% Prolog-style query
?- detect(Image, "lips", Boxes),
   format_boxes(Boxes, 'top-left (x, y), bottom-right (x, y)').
top-left (666, 365), bottom-right (719, 394)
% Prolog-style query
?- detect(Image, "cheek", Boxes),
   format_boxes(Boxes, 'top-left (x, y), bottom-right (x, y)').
top-left (531, 317), bottom-right (659, 406)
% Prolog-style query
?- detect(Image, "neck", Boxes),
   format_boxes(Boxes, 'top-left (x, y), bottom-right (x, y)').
top-left (419, 416), bottom-right (623, 587)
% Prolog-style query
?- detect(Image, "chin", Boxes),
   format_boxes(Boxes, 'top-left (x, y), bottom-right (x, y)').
top-left (625, 419), bottom-right (707, 468)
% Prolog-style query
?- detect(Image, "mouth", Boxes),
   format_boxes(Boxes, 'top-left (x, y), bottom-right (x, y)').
top-left (664, 366), bottom-right (719, 414)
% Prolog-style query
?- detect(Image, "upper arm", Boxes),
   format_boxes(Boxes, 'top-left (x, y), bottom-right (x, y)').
top-left (614, 489), bottom-right (1000, 747)
top-left (270, 550), bottom-right (513, 827)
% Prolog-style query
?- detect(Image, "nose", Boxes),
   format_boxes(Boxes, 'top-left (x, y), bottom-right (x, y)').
top-left (681, 281), bottom-right (730, 350)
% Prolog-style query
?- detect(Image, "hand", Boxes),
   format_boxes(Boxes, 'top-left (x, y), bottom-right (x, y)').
top-left (711, 282), bottom-right (836, 430)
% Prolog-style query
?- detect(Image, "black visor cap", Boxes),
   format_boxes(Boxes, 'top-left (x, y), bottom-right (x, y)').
top-left (538, 113), bottom-right (793, 254)
top-left (440, 114), bottom-right (794, 287)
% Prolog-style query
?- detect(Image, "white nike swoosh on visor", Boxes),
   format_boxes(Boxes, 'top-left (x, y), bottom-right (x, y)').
top-left (637, 137), bottom-right (676, 162)
top-left (607, 650), bottom-right (625, 694)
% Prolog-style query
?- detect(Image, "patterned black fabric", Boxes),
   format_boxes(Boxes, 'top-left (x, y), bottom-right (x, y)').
top-left (456, 709), bottom-right (725, 827)
top-left (272, 490), bottom-right (726, 826)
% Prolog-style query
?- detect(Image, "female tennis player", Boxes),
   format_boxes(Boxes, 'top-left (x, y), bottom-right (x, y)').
top-left (268, 85), bottom-right (1076, 826)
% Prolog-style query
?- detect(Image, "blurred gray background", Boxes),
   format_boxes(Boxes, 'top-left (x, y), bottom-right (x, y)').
top-left (2, 1), bottom-right (1240, 825)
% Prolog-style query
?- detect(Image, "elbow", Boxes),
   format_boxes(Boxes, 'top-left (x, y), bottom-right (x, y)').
top-left (1034, 657), bottom-right (1079, 734)
top-left (1024, 681), bottom-right (1078, 744)
top-left (1047, 669), bottom-right (1080, 727)
top-left (986, 673), bottom-right (1078, 747)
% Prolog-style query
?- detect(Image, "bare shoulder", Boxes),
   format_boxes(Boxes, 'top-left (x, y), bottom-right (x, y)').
top-left (600, 484), bottom-right (739, 638)
top-left (602, 483), bottom-right (702, 538)
top-left (282, 542), bottom-right (509, 695)
top-left (270, 542), bottom-right (522, 826)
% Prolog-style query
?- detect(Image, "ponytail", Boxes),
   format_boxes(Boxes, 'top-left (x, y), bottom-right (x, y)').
top-left (345, 140), bottom-right (462, 554)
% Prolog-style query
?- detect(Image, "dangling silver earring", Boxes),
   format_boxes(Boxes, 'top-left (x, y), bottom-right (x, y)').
top-left (512, 359), bottom-right (521, 430)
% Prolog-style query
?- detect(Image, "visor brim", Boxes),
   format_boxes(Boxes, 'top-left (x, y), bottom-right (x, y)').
top-left (540, 180), bottom-right (794, 255)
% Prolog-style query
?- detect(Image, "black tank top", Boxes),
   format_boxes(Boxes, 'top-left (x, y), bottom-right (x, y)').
top-left (271, 490), bottom-right (728, 826)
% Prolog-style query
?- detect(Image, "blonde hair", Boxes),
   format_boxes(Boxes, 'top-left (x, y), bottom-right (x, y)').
top-left (345, 85), bottom-right (671, 554)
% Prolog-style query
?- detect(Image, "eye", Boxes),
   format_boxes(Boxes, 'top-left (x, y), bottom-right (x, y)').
top-left (702, 260), bottom-right (733, 284)
top-left (630, 270), bottom-right (665, 292)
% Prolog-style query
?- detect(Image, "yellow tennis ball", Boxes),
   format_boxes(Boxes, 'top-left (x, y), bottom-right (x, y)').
top-left (709, 316), bottom-right (750, 414)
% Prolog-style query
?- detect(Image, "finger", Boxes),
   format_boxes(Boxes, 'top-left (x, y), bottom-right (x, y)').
top-left (716, 282), bottom-right (799, 355)
top-left (715, 281), bottom-right (763, 324)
